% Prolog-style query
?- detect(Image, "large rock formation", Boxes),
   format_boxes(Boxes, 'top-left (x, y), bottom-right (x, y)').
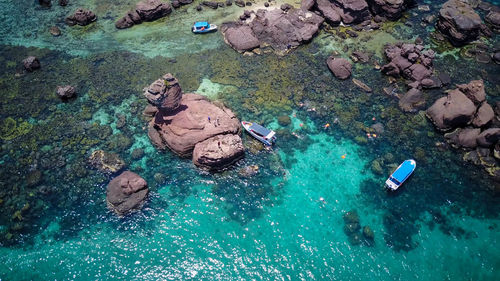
top-left (381, 42), bottom-right (434, 84)
top-left (426, 89), bottom-right (476, 131)
top-left (367, 0), bottom-right (415, 20)
top-left (436, 0), bottom-right (482, 46)
top-left (221, 8), bottom-right (324, 54)
top-left (65, 8), bottom-right (97, 26)
top-left (145, 74), bottom-right (244, 170)
top-left (116, 0), bottom-right (172, 29)
top-left (485, 11), bottom-right (500, 33)
top-left (106, 171), bottom-right (148, 216)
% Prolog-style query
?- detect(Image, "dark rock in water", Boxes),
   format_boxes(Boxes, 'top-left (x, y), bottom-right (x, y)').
top-left (88, 150), bottom-right (125, 173)
top-left (426, 89), bottom-right (476, 131)
top-left (334, 0), bottom-right (371, 24)
top-left (131, 148), bottom-right (145, 160)
top-left (143, 73), bottom-right (182, 112)
top-left (235, 0), bottom-right (245, 7)
top-left (218, 2), bottom-right (225, 7)
top-left (192, 134), bottom-right (245, 170)
top-left (327, 57), bottom-right (352, 80)
top-left (362, 225), bottom-right (374, 240)
top-left (106, 171), bottom-right (148, 216)
top-left (475, 52), bottom-right (491, 64)
top-left (221, 8), bottom-right (324, 54)
top-left (179, 0), bottom-right (193, 4)
top-left (371, 122), bottom-right (384, 134)
top-left (351, 50), bottom-right (369, 63)
top-left (399, 88), bottom-right (424, 113)
top-left (343, 210), bottom-right (359, 224)
top-left (39, 0), bottom-right (51, 7)
top-left (381, 43), bottom-right (434, 82)
top-left (49, 26), bottom-right (61, 36)
top-left (23, 56), bottom-right (40, 72)
top-left (226, 0), bottom-right (233, 6)
top-left (438, 73), bottom-right (451, 85)
top-left (367, 0), bottom-right (416, 21)
top-left (352, 78), bottom-right (372, 92)
top-left (344, 222), bottom-right (361, 234)
top-left (238, 165), bottom-right (259, 178)
top-left (59, 0), bottom-right (68, 6)
top-left (472, 103), bottom-right (494, 127)
top-left (301, 0), bottom-right (314, 11)
top-left (278, 115), bottom-right (291, 126)
top-left (445, 127), bottom-right (480, 149)
top-left (486, 11), bottom-right (500, 32)
top-left (457, 79), bottom-right (485, 105)
top-left (315, 0), bottom-right (342, 25)
top-left (56, 85), bottom-right (76, 99)
top-left (420, 78), bottom-right (434, 89)
top-left (477, 128), bottom-right (500, 148)
top-left (246, 1), bottom-right (252, 6)
top-left (345, 29), bottom-right (358, 37)
top-left (65, 8), bottom-right (97, 26)
top-left (172, 0), bottom-right (181, 8)
top-left (436, 0), bottom-right (482, 46)
top-left (280, 4), bottom-right (293, 11)
top-left (202, 1), bottom-right (219, 9)
top-left (494, 52), bottom-right (500, 64)
top-left (196, 5), bottom-right (202, 11)
top-left (116, 0), bottom-right (172, 29)
top-left (264, 2), bottom-right (269, 7)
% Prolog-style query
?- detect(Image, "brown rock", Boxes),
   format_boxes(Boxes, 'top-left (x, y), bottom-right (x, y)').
top-left (65, 8), bottom-right (97, 26)
top-left (106, 171), bottom-right (148, 215)
top-left (436, 0), bottom-right (482, 46)
top-left (23, 56), bottom-right (40, 72)
top-left (116, 0), bottom-right (172, 29)
top-left (426, 89), bottom-right (476, 131)
top-left (444, 127), bottom-right (480, 149)
top-left (88, 150), bottom-right (125, 173)
top-left (457, 79), bottom-right (485, 105)
top-left (477, 128), bottom-right (500, 148)
top-left (399, 88), bottom-right (424, 113)
top-left (143, 73), bottom-right (182, 112)
top-left (192, 134), bottom-right (245, 170)
top-left (327, 57), bottom-right (352, 79)
top-left (472, 103), bottom-right (494, 127)
top-left (56, 85), bottom-right (76, 99)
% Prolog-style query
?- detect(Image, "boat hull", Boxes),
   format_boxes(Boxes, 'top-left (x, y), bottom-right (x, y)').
top-left (385, 159), bottom-right (416, 191)
top-left (242, 121), bottom-right (276, 146)
top-left (192, 24), bottom-right (217, 34)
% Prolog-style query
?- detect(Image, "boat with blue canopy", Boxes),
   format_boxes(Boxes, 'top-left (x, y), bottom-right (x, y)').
top-left (192, 21), bottom-right (217, 34)
top-left (385, 159), bottom-right (416, 191)
top-left (241, 121), bottom-right (276, 146)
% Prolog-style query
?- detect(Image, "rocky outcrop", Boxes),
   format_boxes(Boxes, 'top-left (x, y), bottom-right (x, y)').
top-left (221, 8), bottom-right (324, 54)
top-left (301, 0), bottom-right (315, 11)
top-left (327, 57), bottom-right (352, 79)
top-left (56, 85), bottom-right (76, 99)
top-left (485, 11), bottom-right (500, 33)
top-left (116, 0), bottom-right (172, 29)
top-left (381, 42), bottom-right (434, 83)
top-left (477, 128), bottom-right (500, 148)
top-left (436, 0), bottom-right (482, 46)
top-left (65, 8), bottom-right (97, 26)
top-left (88, 150), bottom-right (125, 173)
top-left (192, 134), bottom-right (245, 170)
top-left (472, 103), bottom-right (494, 127)
top-left (444, 127), bottom-right (481, 149)
top-left (398, 88), bottom-right (424, 113)
top-left (146, 74), bottom-right (244, 170)
top-left (367, 0), bottom-right (415, 20)
top-left (457, 80), bottom-right (485, 105)
top-left (106, 171), bottom-right (148, 216)
top-left (426, 89), bottom-right (476, 131)
top-left (315, 0), bottom-right (342, 25)
top-left (23, 56), bottom-right (40, 72)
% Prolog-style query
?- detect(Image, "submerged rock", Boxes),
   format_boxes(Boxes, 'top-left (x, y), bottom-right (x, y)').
top-left (56, 85), bottom-right (76, 99)
top-left (88, 150), bottom-right (125, 173)
top-left (399, 88), bottom-right (424, 113)
top-left (65, 8), bottom-right (97, 26)
top-left (221, 8), bottom-right (324, 54)
top-left (436, 0), bottom-right (482, 46)
top-left (116, 0), bottom-right (172, 29)
top-left (49, 26), bottom-right (61, 36)
top-left (106, 171), bottom-right (148, 216)
top-left (327, 57), bottom-right (352, 79)
top-left (477, 128), bottom-right (500, 148)
top-left (23, 56), bottom-right (40, 72)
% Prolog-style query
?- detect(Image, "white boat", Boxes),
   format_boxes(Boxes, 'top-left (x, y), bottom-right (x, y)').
top-left (385, 159), bottom-right (416, 191)
top-left (192, 21), bottom-right (217, 34)
top-left (241, 121), bottom-right (276, 146)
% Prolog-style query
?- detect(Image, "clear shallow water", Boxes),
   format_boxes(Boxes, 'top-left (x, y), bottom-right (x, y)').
top-left (1, 0), bottom-right (500, 280)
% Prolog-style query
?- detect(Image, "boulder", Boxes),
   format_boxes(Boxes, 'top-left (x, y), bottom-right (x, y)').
top-left (399, 88), bottom-right (424, 113)
top-left (343, 210), bottom-right (359, 224)
top-left (405, 63), bottom-right (432, 81)
top-left (334, 0), bottom-right (371, 24)
top-left (192, 134), bottom-right (245, 170)
top-left (221, 8), bottom-right (324, 54)
top-left (436, 0), bottom-right (482, 46)
top-left (315, 0), bottom-right (342, 25)
top-left (362, 225), bottom-right (374, 240)
top-left (65, 8), bottom-right (97, 26)
top-left (106, 171), bottom-right (148, 215)
top-left (477, 128), bottom-right (500, 148)
top-left (49, 26), bottom-right (61, 36)
top-left (457, 79), bottom-right (485, 105)
top-left (23, 56), bottom-right (40, 72)
top-left (367, 0), bottom-right (416, 20)
top-left (143, 73), bottom-right (182, 112)
top-left (444, 127), bottom-right (480, 149)
top-left (116, 0), bottom-right (172, 29)
top-left (327, 57), bottom-right (352, 79)
top-left (202, 1), bottom-right (219, 9)
top-left (472, 102), bottom-right (494, 127)
top-left (235, 0), bottom-right (245, 7)
top-left (88, 150), bottom-right (125, 173)
top-left (426, 89), bottom-right (476, 131)
top-left (301, 0), bottom-right (315, 11)
top-left (486, 11), bottom-right (500, 32)
top-left (56, 85), bottom-right (76, 99)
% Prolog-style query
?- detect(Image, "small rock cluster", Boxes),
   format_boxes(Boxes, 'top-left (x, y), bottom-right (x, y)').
top-left (343, 210), bottom-right (374, 246)
top-left (115, 0), bottom-right (172, 29)
top-left (426, 80), bottom-right (500, 182)
top-left (145, 73), bottom-right (244, 170)
top-left (65, 8), bottom-right (97, 26)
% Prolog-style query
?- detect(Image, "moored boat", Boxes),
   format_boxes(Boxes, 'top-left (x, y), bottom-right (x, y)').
top-left (192, 21), bottom-right (217, 34)
top-left (241, 121), bottom-right (276, 146)
top-left (385, 159), bottom-right (416, 191)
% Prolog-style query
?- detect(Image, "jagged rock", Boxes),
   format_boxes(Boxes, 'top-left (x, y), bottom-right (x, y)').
top-left (335, 0), bottom-right (371, 24)
top-left (65, 8), bottom-right (97, 26)
top-left (381, 43), bottom-right (434, 81)
top-left (486, 11), bottom-right (500, 32)
top-left (426, 89), bottom-right (476, 131)
top-left (116, 0), bottom-right (172, 29)
top-left (221, 8), bottom-right (324, 54)
top-left (472, 102), bottom-right (494, 127)
top-left (106, 171), bottom-right (148, 215)
top-left (301, 0), bottom-right (315, 11)
top-left (444, 127), bottom-right (480, 149)
top-left (192, 134), bottom-right (245, 170)
top-left (327, 57), bottom-right (352, 79)
top-left (457, 79), bottom-right (485, 105)
top-left (143, 73), bottom-right (182, 112)
top-left (436, 0), bottom-right (482, 46)
top-left (315, 0), bottom-right (342, 25)
top-left (23, 56), bottom-right (40, 72)
top-left (88, 150), bottom-right (125, 173)
top-left (477, 128), bottom-right (500, 148)
top-left (399, 88), bottom-right (424, 113)
top-left (367, 0), bottom-right (416, 20)
top-left (56, 85), bottom-right (76, 99)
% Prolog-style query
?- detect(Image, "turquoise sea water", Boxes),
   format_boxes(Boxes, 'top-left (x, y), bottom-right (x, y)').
top-left (1, 0), bottom-right (500, 280)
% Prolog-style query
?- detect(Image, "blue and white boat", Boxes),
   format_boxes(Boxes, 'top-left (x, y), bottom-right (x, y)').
top-left (385, 159), bottom-right (416, 191)
top-left (241, 121), bottom-right (276, 146)
top-left (192, 21), bottom-right (217, 34)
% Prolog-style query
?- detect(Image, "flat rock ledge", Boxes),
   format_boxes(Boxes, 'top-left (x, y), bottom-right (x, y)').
top-left (145, 74), bottom-right (244, 170)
